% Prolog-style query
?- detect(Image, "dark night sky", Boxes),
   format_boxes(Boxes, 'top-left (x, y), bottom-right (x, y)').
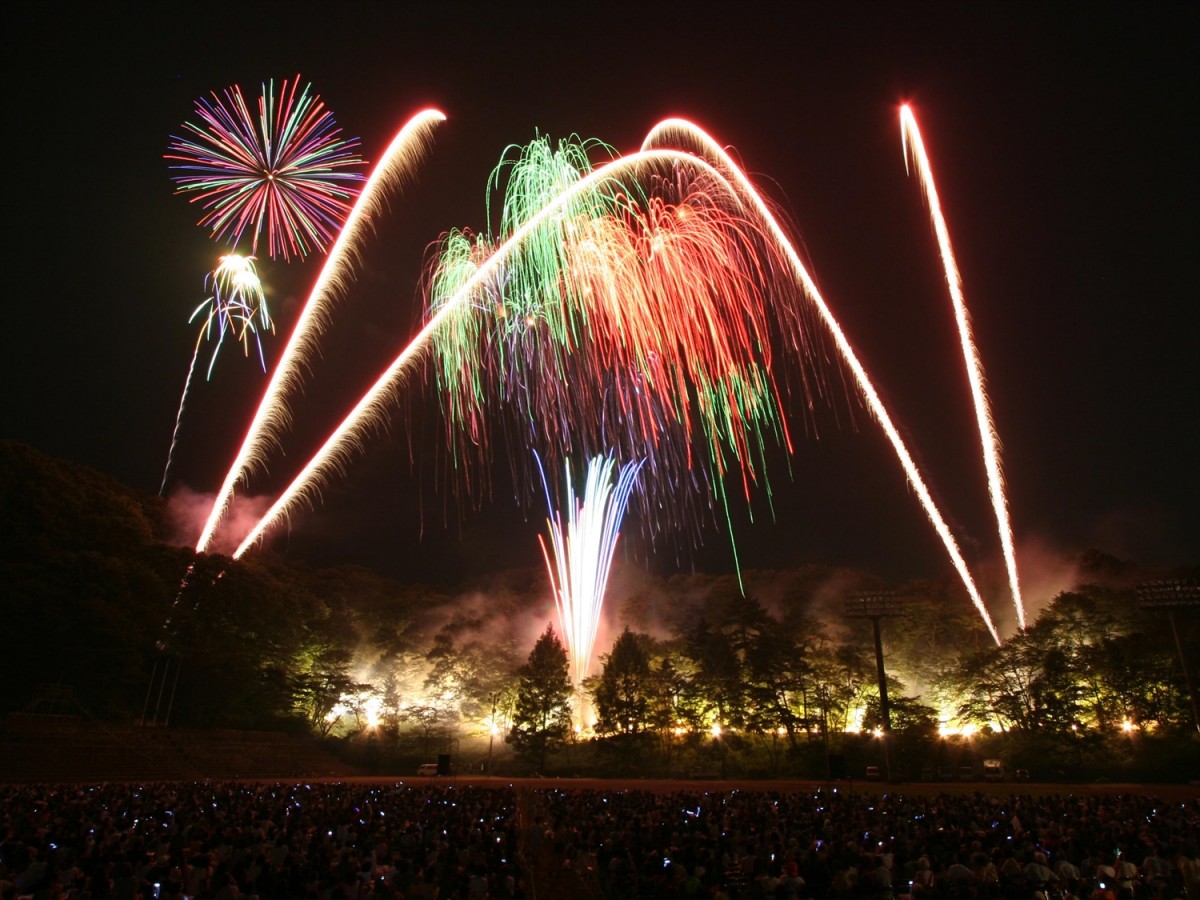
top-left (6, 3), bottom-right (1197, 603)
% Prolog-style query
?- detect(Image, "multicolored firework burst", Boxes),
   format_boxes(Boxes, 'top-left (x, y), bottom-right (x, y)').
top-left (225, 136), bottom-right (835, 571)
top-left (194, 109), bottom-right (444, 552)
top-left (221, 113), bottom-right (1018, 644)
top-left (424, 134), bottom-right (828, 567)
top-left (160, 254), bottom-right (271, 495)
top-left (167, 75), bottom-right (367, 262)
top-left (192, 253), bottom-right (272, 378)
top-left (538, 452), bottom-right (644, 724)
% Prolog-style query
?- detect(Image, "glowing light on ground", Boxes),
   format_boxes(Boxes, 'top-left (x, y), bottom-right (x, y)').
top-left (365, 696), bottom-right (381, 728)
top-left (901, 105), bottom-right (1025, 631)
top-left (196, 109), bottom-right (444, 553)
top-left (536, 453), bottom-right (643, 719)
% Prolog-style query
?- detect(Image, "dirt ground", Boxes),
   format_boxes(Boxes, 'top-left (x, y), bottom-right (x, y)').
top-left (282, 773), bottom-right (1200, 801)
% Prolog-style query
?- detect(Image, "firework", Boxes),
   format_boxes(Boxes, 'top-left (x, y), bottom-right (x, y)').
top-left (900, 105), bottom-right (1025, 631)
top-left (159, 343), bottom-right (201, 497)
top-left (196, 109), bottom-right (444, 553)
top-left (167, 75), bottom-right (366, 261)
top-left (537, 453), bottom-right (644, 719)
top-left (641, 118), bottom-right (1002, 644)
top-left (223, 117), bottom-right (1010, 646)
top-left (193, 253), bottom-right (272, 378)
top-left (229, 144), bottom-right (820, 560)
top-left (424, 135), bottom-right (822, 568)
top-left (159, 254), bottom-right (270, 495)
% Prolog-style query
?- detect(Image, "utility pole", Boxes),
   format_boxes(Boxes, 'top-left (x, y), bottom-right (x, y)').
top-left (844, 591), bottom-right (907, 782)
top-left (486, 692), bottom-right (499, 774)
top-left (819, 684), bottom-right (832, 784)
top-left (1137, 579), bottom-right (1200, 737)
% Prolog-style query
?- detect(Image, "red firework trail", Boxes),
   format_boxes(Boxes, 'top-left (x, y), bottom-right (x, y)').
top-left (901, 104), bottom-right (1025, 631)
top-left (208, 115), bottom-right (1016, 645)
top-left (195, 110), bottom-right (445, 554)
top-left (641, 118), bottom-right (1003, 643)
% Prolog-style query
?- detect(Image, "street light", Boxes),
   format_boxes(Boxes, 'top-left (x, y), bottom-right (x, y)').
top-left (818, 685), bottom-right (832, 783)
top-left (486, 692), bottom-right (499, 774)
top-left (845, 591), bottom-right (907, 782)
top-left (1137, 579), bottom-right (1200, 736)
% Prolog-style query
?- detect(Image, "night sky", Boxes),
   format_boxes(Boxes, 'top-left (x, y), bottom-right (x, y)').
top-left (7, 4), bottom-right (1196, 600)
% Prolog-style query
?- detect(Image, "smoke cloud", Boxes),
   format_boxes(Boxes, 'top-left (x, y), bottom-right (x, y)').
top-left (165, 486), bottom-right (274, 555)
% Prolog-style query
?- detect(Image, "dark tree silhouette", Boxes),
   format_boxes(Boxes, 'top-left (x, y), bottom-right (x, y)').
top-left (507, 625), bottom-right (572, 772)
top-left (593, 627), bottom-right (652, 735)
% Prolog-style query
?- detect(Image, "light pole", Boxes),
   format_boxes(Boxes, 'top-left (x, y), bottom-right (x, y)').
top-left (845, 591), bottom-right (906, 782)
top-left (1137, 579), bottom-right (1200, 736)
top-left (819, 685), bottom-right (832, 784)
top-left (486, 692), bottom-right (499, 774)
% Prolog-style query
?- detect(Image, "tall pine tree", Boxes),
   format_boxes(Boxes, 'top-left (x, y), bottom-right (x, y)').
top-left (507, 625), bottom-right (573, 772)
top-left (593, 627), bottom-right (652, 735)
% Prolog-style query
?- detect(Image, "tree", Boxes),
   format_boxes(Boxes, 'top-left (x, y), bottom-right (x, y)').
top-left (424, 614), bottom-right (521, 731)
top-left (675, 587), bottom-right (758, 728)
top-left (0, 441), bottom-right (175, 719)
top-left (289, 639), bottom-right (357, 735)
top-left (507, 625), bottom-right (573, 772)
top-left (592, 628), bottom-right (653, 735)
top-left (744, 621), bottom-right (811, 754)
top-left (681, 616), bottom-right (743, 727)
top-left (645, 653), bottom-right (691, 765)
top-left (953, 630), bottom-right (1081, 733)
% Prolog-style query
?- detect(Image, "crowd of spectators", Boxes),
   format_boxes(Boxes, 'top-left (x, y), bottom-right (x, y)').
top-left (2, 781), bottom-right (1197, 900)
top-left (0, 782), bottom-right (521, 899)
top-left (534, 786), bottom-right (1200, 900)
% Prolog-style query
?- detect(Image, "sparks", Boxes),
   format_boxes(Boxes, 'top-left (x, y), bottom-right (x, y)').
top-left (160, 254), bottom-right (270, 496)
top-left (537, 453), bottom-right (643, 724)
top-left (196, 109), bottom-right (444, 553)
top-left (167, 76), bottom-right (367, 261)
top-left (216, 114), bottom-right (1011, 645)
top-left (900, 104), bottom-right (1025, 631)
top-left (230, 146), bottom-right (818, 560)
top-left (641, 118), bottom-right (1002, 644)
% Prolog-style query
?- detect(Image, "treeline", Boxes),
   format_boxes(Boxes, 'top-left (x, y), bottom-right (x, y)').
top-left (2, 441), bottom-right (1196, 781)
top-left (500, 579), bottom-right (1200, 781)
top-left (1, 440), bottom-right (445, 729)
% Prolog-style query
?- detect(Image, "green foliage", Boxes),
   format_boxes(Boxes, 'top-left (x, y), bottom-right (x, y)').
top-left (1, 442), bottom-right (177, 718)
top-left (947, 583), bottom-right (1196, 739)
top-left (424, 612), bottom-right (521, 729)
top-left (4, 443), bottom-right (1196, 782)
top-left (592, 627), bottom-right (653, 735)
top-left (0, 440), bottom-right (166, 557)
top-left (507, 625), bottom-right (573, 772)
